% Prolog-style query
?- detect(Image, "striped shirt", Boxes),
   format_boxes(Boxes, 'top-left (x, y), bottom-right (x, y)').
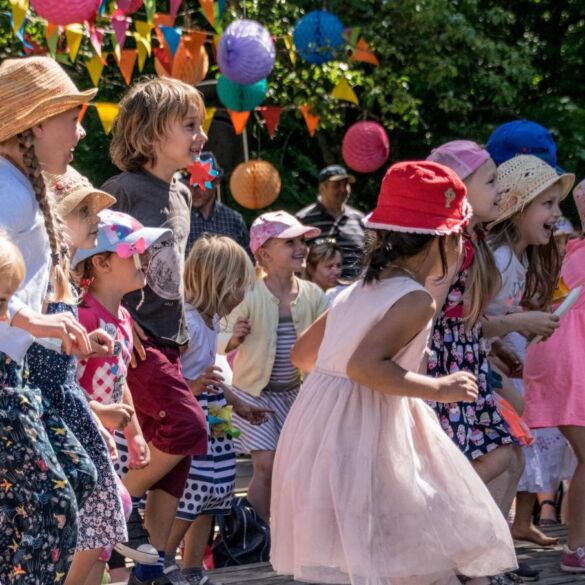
top-left (296, 200), bottom-right (366, 279)
top-left (266, 316), bottom-right (300, 393)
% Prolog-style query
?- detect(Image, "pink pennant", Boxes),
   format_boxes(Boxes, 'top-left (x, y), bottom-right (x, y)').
top-left (111, 9), bottom-right (130, 49)
top-left (89, 26), bottom-right (104, 58)
top-left (170, 0), bottom-right (182, 22)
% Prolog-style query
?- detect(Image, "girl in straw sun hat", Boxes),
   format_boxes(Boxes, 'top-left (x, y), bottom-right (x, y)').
top-left (486, 154), bottom-right (575, 549)
top-left (0, 56), bottom-right (110, 582)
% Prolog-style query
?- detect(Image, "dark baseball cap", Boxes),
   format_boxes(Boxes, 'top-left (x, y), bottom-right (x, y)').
top-left (318, 165), bottom-right (356, 183)
top-left (486, 120), bottom-right (564, 173)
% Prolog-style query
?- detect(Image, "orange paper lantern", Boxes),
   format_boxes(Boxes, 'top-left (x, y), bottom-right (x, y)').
top-left (230, 160), bottom-right (281, 210)
top-left (154, 41), bottom-right (209, 84)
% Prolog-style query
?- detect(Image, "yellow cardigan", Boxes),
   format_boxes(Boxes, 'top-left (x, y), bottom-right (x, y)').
top-left (217, 277), bottom-right (330, 396)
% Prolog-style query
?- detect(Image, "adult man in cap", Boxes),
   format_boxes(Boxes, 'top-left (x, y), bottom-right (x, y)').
top-left (182, 152), bottom-right (251, 257)
top-left (296, 165), bottom-right (365, 279)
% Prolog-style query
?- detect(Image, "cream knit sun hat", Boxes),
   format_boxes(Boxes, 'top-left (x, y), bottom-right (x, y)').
top-left (0, 56), bottom-right (96, 143)
top-left (488, 155), bottom-right (575, 229)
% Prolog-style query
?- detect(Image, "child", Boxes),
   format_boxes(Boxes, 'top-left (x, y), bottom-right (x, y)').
top-left (486, 154), bottom-right (575, 548)
top-left (102, 77), bottom-right (209, 585)
top-left (165, 235), bottom-right (270, 584)
top-left (303, 237), bottom-right (343, 291)
top-left (271, 161), bottom-right (517, 585)
top-left (217, 211), bottom-right (329, 522)
top-left (523, 180), bottom-right (585, 571)
top-left (0, 56), bottom-right (104, 581)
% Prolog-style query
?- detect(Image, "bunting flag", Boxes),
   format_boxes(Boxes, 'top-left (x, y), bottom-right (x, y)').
top-left (115, 48), bottom-right (137, 85)
top-left (331, 78), bottom-right (359, 105)
top-left (95, 102), bottom-right (119, 134)
top-left (299, 105), bottom-right (319, 136)
top-left (134, 20), bottom-right (154, 71)
top-left (89, 26), bottom-right (104, 58)
top-left (111, 10), bottom-right (130, 50)
top-left (350, 38), bottom-right (379, 66)
top-left (143, 0), bottom-right (156, 23)
top-left (203, 107), bottom-right (216, 135)
top-left (199, 0), bottom-right (215, 28)
top-left (160, 26), bottom-right (181, 57)
top-left (78, 103), bottom-right (88, 125)
top-left (45, 22), bottom-right (59, 56)
top-left (259, 106), bottom-right (283, 139)
top-left (344, 26), bottom-right (361, 48)
top-left (9, 0), bottom-right (28, 34)
top-left (182, 29), bottom-right (206, 57)
top-left (169, 0), bottom-right (182, 22)
top-left (228, 110), bottom-right (250, 135)
top-left (153, 12), bottom-right (174, 27)
top-left (65, 24), bottom-right (84, 62)
top-left (86, 53), bottom-right (106, 87)
top-left (153, 47), bottom-right (172, 75)
top-left (283, 35), bottom-right (296, 65)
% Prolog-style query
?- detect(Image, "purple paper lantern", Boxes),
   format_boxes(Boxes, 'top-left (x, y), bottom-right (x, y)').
top-left (293, 10), bottom-right (344, 65)
top-left (218, 19), bottom-right (276, 85)
top-left (30, 0), bottom-right (101, 25)
top-left (342, 121), bottom-right (390, 173)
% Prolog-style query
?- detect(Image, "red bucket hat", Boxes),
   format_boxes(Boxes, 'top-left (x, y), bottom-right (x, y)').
top-left (364, 161), bottom-right (472, 235)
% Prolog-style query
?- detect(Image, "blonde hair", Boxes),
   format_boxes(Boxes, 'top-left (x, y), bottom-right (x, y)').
top-left (0, 231), bottom-right (25, 288)
top-left (110, 77), bottom-right (206, 172)
top-left (184, 235), bottom-right (255, 318)
top-left (16, 129), bottom-right (73, 303)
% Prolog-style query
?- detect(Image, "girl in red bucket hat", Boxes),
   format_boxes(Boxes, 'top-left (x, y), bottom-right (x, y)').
top-left (271, 161), bottom-right (517, 585)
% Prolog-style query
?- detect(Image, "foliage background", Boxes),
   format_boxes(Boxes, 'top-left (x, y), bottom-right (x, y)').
top-left (1, 0), bottom-right (584, 224)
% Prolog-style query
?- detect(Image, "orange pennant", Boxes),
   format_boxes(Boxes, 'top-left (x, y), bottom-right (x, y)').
top-left (259, 106), bottom-right (283, 139)
top-left (228, 110), bottom-right (250, 135)
top-left (78, 104), bottom-right (88, 124)
top-left (183, 29), bottom-right (207, 57)
top-left (153, 13), bottom-right (174, 27)
top-left (350, 38), bottom-right (379, 66)
top-left (299, 105), bottom-right (319, 137)
top-left (199, 0), bottom-right (214, 27)
top-left (115, 48), bottom-right (137, 85)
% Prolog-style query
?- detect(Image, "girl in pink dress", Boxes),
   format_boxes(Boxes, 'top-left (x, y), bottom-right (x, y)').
top-left (271, 161), bottom-right (517, 585)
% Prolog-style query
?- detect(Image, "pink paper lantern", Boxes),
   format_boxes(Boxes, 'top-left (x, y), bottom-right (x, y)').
top-left (342, 121), bottom-right (390, 173)
top-left (117, 0), bottom-right (144, 14)
top-left (30, 0), bottom-right (101, 25)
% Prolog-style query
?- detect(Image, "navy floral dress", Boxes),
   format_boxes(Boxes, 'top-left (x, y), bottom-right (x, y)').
top-left (427, 240), bottom-right (513, 461)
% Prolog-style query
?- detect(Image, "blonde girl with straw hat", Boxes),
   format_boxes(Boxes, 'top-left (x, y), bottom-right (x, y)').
top-left (0, 56), bottom-right (108, 582)
top-left (486, 154), bottom-right (575, 548)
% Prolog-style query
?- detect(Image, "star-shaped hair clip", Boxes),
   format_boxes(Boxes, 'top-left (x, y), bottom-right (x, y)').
top-left (187, 157), bottom-right (220, 190)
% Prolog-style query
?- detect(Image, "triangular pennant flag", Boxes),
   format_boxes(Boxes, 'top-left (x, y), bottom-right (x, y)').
top-left (203, 107), bottom-right (216, 135)
top-left (331, 78), bottom-right (359, 105)
top-left (212, 33), bottom-right (220, 62)
top-left (111, 10), bottom-right (130, 49)
top-left (143, 0), bottom-right (156, 23)
top-left (134, 20), bottom-right (154, 56)
top-left (135, 34), bottom-right (149, 71)
top-left (9, 0), bottom-right (28, 34)
top-left (283, 34), bottom-right (296, 65)
top-left (350, 38), bottom-right (379, 66)
top-left (160, 26), bottom-right (181, 57)
top-left (170, 0), bottom-right (182, 22)
top-left (15, 18), bottom-right (31, 48)
top-left (95, 103), bottom-right (120, 135)
top-left (98, 0), bottom-right (108, 16)
top-left (46, 23), bottom-right (60, 57)
top-left (183, 29), bottom-right (206, 57)
top-left (111, 36), bottom-right (122, 63)
top-left (199, 0), bottom-right (215, 28)
top-left (299, 105), bottom-right (319, 137)
top-left (78, 103), bottom-right (89, 124)
top-left (86, 53), bottom-right (105, 86)
top-left (153, 12), bottom-right (174, 27)
top-left (259, 106), bottom-right (282, 139)
top-left (65, 24), bottom-right (84, 62)
top-left (343, 27), bottom-right (361, 48)
top-left (228, 110), bottom-right (250, 135)
top-left (116, 48), bottom-right (137, 85)
top-left (89, 26), bottom-right (104, 58)
top-left (153, 47), bottom-right (172, 75)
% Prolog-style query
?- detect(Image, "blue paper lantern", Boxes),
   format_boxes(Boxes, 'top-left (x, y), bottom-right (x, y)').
top-left (217, 76), bottom-right (267, 112)
top-left (218, 19), bottom-right (276, 85)
top-left (293, 10), bottom-right (345, 65)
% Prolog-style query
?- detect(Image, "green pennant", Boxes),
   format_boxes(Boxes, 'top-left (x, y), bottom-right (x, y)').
top-left (143, 0), bottom-right (156, 24)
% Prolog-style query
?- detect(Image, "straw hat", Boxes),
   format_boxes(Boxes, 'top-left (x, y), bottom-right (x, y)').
top-left (44, 166), bottom-right (115, 217)
top-left (487, 155), bottom-right (575, 229)
top-left (0, 56), bottom-right (96, 143)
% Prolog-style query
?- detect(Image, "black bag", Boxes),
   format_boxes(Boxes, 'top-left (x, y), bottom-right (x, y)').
top-left (212, 496), bottom-right (271, 567)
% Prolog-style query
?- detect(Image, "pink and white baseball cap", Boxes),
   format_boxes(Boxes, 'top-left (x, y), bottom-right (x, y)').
top-left (427, 140), bottom-right (491, 181)
top-left (250, 211), bottom-right (321, 254)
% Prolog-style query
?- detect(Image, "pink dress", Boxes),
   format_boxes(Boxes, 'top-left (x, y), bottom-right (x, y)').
top-left (271, 277), bottom-right (516, 585)
top-left (524, 237), bottom-right (585, 428)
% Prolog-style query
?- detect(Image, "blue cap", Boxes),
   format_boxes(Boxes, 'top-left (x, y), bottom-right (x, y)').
top-left (486, 120), bottom-right (563, 172)
top-left (318, 165), bottom-right (356, 183)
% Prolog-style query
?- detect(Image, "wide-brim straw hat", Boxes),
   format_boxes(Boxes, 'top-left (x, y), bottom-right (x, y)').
top-left (0, 56), bottom-right (97, 143)
top-left (487, 155), bottom-right (575, 230)
top-left (44, 166), bottom-right (115, 218)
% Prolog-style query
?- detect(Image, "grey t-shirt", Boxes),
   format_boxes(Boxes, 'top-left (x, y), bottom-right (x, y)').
top-left (102, 171), bottom-right (192, 347)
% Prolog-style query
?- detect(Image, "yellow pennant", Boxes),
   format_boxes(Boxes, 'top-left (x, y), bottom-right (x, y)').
top-left (95, 103), bottom-right (120, 134)
top-left (203, 107), bottom-right (216, 135)
top-left (283, 35), bottom-right (296, 65)
top-left (86, 53), bottom-right (105, 87)
top-left (134, 21), bottom-right (154, 56)
top-left (65, 24), bottom-right (84, 62)
top-left (331, 78), bottom-right (359, 105)
top-left (9, 0), bottom-right (28, 33)
top-left (135, 34), bottom-right (149, 72)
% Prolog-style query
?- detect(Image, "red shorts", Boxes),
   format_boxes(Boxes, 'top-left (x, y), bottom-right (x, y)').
top-left (127, 341), bottom-right (208, 497)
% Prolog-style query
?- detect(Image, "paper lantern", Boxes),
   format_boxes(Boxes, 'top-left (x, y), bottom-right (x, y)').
top-left (155, 42), bottom-right (209, 84)
top-left (293, 10), bottom-right (344, 65)
top-left (217, 19), bottom-right (275, 85)
top-left (342, 121), bottom-right (390, 173)
top-left (30, 0), bottom-right (101, 25)
top-left (117, 0), bottom-right (143, 13)
top-left (230, 160), bottom-right (281, 210)
top-left (217, 75), bottom-right (267, 112)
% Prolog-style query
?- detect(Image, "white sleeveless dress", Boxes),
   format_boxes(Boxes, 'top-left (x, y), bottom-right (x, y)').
top-left (271, 276), bottom-right (516, 585)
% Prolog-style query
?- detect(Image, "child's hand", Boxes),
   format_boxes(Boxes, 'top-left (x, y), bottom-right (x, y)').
top-left (227, 317), bottom-right (251, 351)
top-left (71, 328), bottom-right (115, 358)
top-left (489, 339), bottom-right (523, 378)
top-left (190, 366), bottom-right (225, 396)
top-left (233, 402), bottom-right (273, 425)
top-left (130, 321), bottom-right (148, 368)
top-left (436, 371), bottom-right (478, 403)
top-left (92, 402), bottom-right (135, 430)
top-left (516, 311), bottom-right (559, 339)
top-left (126, 434), bottom-right (150, 470)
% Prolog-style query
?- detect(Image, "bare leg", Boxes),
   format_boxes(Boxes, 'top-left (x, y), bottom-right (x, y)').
top-left (472, 445), bottom-right (513, 484)
top-left (559, 426), bottom-right (585, 549)
top-left (144, 489), bottom-right (180, 551)
top-left (182, 515), bottom-right (214, 569)
top-left (561, 480), bottom-right (571, 524)
top-left (511, 491), bottom-right (559, 546)
top-left (247, 450), bottom-right (274, 523)
top-left (537, 489), bottom-right (558, 523)
top-left (83, 560), bottom-right (107, 585)
top-left (166, 518), bottom-right (192, 564)
top-left (488, 446), bottom-right (525, 518)
top-left (64, 548), bottom-right (104, 585)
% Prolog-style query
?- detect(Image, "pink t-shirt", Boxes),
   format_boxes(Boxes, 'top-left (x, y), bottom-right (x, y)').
top-left (77, 292), bottom-right (133, 405)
